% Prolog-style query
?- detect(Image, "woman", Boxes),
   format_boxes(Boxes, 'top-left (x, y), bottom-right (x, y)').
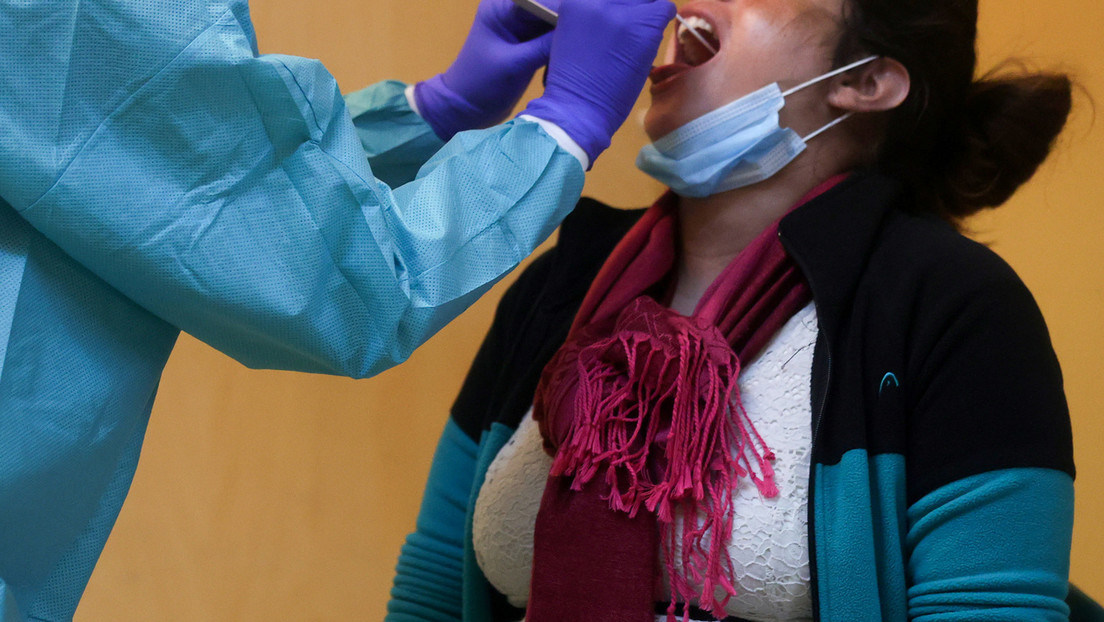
top-left (388, 0), bottom-right (1081, 620)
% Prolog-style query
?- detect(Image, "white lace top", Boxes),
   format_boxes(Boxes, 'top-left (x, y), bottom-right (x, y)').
top-left (471, 303), bottom-right (818, 622)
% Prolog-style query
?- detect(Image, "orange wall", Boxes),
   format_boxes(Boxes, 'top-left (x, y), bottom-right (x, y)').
top-left (77, 0), bottom-right (1104, 619)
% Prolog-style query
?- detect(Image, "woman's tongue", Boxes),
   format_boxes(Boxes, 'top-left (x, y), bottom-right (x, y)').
top-left (650, 27), bottom-right (718, 85)
top-left (649, 61), bottom-right (691, 84)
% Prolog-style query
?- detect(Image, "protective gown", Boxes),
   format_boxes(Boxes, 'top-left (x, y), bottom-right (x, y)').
top-left (0, 1), bottom-right (585, 619)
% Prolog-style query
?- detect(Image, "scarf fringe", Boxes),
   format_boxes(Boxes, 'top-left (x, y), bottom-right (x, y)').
top-left (539, 297), bottom-right (778, 617)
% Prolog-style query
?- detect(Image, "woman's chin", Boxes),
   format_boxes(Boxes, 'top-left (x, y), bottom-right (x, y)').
top-left (642, 105), bottom-right (685, 142)
top-left (643, 87), bottom-right (721, 141)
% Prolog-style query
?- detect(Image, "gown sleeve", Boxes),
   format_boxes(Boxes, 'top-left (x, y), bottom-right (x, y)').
top-left (0, 0), bottom-right (585, 379)
top-left (344, 81), bottom-right (446, 189)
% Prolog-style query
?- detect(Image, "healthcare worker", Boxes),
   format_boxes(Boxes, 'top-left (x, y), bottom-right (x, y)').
top-left (0, 0), bottom-right (676, 618)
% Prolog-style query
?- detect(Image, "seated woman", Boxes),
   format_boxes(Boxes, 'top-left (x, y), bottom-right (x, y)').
top-left (387, 0), bottom-right (1079, 620)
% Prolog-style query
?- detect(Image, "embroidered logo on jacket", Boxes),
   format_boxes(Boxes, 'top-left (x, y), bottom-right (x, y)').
top-left (879, 372), bottom-right (900, 396)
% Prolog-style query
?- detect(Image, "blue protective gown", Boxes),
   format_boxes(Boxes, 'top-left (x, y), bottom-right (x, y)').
top-left (0, 1), bottom-right (585, 619)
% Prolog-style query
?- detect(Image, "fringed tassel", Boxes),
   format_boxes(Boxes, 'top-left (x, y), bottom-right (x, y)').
top-left (537, 296), bottom-right (779, 620)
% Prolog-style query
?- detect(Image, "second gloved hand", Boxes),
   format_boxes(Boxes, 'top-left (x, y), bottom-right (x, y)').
top-left (521, 0), bottom-right (676, 166)
top-left (415, 0), bottom-right (554, 141)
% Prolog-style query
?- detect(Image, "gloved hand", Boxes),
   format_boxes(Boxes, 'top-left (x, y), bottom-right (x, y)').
top-left (521, 0), bottom-right (676, 165)
top-left (415, 0), bottom-right (555, 140)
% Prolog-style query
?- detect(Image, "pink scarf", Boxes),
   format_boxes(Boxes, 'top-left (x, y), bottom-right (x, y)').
top-left (527, 179), bottom-right (842, 621)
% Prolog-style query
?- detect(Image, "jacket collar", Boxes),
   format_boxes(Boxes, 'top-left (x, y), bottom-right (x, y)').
top-left (550, 173), bottom-right (902, 326)
top-left (779, 171), bottom-right (902, 333)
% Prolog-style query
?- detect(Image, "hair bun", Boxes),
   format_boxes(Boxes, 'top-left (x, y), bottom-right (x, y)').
top-left (944, 69), bottom-right (1073, 216)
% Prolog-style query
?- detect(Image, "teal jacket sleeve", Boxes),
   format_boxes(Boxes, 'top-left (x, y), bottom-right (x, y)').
top-left (901, 260), bottom-right (1076, 620)
top-left (906, 468), bottom-right (1075, 621)
top-left (0, 0), bottom-right (584, 379)
top-left (387, 418), bottom-right (478, 622)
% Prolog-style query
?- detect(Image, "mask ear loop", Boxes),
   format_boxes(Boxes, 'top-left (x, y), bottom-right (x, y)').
top-left (782, 55), bottom-right (879, 142)
top-left (781, 55), bottom-right (879, 97)
top-left (802, 112), bottom-right (854, 142)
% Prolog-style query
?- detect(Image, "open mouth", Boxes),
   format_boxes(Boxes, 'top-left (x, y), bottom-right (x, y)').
top-left (676, 16), bottom-right (721, 67)
top-left (649, 14), bottom-right (721, 88)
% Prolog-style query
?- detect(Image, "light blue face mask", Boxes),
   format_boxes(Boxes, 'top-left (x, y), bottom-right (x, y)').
top-left (636, 56), bottom-right (879, 198)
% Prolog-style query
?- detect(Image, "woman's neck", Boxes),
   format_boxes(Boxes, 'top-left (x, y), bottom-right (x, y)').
top-left (668, 153), bottom-right (848, 315)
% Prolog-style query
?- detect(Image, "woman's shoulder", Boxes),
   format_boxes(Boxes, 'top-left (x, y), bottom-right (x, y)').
top-left (509, 197), bottom-right (646, 310)
top-left (555, 197), bottom-right (646, 269)
top-left (561, 197), bottom-right (648, 238)
top-left (450, 198), bottom-right (646, 439)
top-left (785, 172), bottom-right (1039, 322)
top-left (874, 207), bottom-right (1032, 303)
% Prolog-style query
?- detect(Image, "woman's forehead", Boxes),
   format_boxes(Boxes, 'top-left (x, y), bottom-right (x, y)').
top-left (769, 0), bottom-right (848, 51)
top-left (731, 0), bottom-right (844, 50)
top-left (746, 0), bottom-right (846, 23)
top-left (782, 0), bottom-right (846, 24)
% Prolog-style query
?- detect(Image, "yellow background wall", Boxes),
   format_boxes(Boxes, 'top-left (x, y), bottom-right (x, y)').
top-left (77, 0), bottom-right (1103, 619)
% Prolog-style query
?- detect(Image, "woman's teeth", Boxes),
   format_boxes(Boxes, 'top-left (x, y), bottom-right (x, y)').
top-left (676, 16), bottom-right (720, 67)
top-left (678, 16), bottom-right (713, 41)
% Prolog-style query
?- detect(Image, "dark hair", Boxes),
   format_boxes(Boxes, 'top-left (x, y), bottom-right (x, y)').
top-left (835, 0), bottom-right (1073, 221)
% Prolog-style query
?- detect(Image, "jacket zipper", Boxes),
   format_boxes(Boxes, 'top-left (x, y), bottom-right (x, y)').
top-left (807, 333), bottom-right (831, 622)
top-left (779, 230), bottom-right (832, 622)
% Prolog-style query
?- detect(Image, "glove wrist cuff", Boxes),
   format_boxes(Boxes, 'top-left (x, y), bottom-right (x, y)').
top-left (521, 97), bottom-right (612, 165)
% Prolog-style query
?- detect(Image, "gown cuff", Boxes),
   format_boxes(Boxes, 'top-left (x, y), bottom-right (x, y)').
top-left (517, 115), bottom-right (589, 171)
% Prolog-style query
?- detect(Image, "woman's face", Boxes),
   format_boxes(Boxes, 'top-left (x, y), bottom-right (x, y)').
top-left (644, 0), bottom-right (848, 140)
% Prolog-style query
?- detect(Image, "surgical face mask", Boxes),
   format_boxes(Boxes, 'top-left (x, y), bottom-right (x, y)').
top-left (636, 56), bottom-right (879, 198)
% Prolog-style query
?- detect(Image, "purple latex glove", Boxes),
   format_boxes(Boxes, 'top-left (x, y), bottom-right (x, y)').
top-left (521, 0), bottom-right (676, 165)
top-left (415, 0), bottom-right (555, 140)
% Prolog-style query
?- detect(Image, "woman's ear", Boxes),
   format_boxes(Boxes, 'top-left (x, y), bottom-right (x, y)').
top-left (828, 57), bottom-right (910, 112)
